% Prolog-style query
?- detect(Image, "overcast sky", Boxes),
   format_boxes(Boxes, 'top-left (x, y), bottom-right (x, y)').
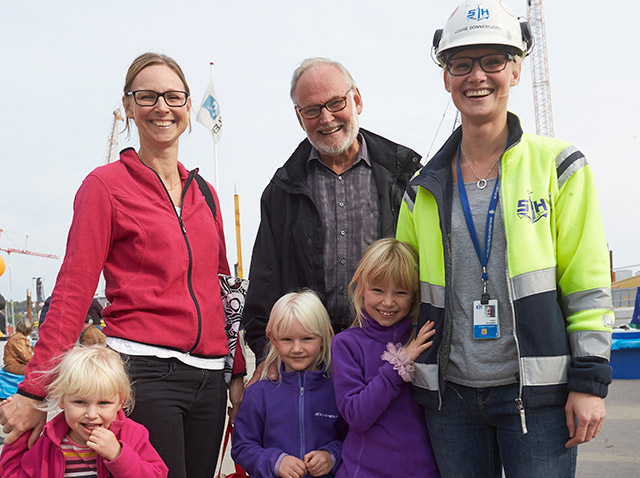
top-left (1, 0), bottom-right (638, 309)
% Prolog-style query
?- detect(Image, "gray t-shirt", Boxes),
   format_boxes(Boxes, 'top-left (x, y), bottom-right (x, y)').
top-left (447, 176), bottom-right (519, 387)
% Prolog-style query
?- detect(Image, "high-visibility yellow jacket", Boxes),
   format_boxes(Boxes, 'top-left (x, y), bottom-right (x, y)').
top-left (397, 113), bottom-right (613, 411)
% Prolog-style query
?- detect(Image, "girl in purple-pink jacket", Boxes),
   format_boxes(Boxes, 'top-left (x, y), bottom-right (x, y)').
top-left (0, 346), bottom-right (167, 477)
top-left (331, 239), bottom-right (440, 477)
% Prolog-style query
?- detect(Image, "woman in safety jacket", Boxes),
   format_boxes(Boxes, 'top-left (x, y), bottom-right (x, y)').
top-left (396, 1), bottom-right (613, 476)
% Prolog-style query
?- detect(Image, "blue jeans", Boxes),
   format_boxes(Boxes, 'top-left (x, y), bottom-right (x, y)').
top-left (424, 382), bottom-right (576, 478)
top-left (124, 355), bottom-right (227, 478)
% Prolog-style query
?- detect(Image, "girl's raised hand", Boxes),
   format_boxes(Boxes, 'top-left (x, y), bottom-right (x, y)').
top-left (404, 321), bottom-right (436, 362)
top-left (86, 426), bottom-right (121, 461)
top-left (304, 450), bottom-right (332, 476)
top-left (278, 454), bottom-right (308, 478)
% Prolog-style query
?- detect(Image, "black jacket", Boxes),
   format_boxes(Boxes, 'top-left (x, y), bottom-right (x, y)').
top-left (242, 128), bottom-right (421, 361)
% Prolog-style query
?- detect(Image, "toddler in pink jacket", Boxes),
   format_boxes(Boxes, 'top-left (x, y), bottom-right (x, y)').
top-left (0, 345), bottom-right (167, 477)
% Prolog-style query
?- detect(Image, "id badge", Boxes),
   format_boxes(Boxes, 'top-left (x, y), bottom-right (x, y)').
top-left (473, 299), bottom-right (500, 339)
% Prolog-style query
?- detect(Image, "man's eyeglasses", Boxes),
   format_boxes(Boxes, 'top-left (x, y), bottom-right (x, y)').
top-left (445, 53), bottom-right (515, 76)
top-left (126, 90), bottom-right (189, 107)
top-left (296, 89), bottom-right (353, 120)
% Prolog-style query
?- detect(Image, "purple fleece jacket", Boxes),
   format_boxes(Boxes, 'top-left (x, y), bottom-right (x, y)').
top-left (232, 366), bottom-right (344, 477)
top-left (331, 313), bottom-right (440, 477)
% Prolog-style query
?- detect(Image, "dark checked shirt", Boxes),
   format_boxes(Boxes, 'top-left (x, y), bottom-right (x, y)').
top-left (307, 135), bottom-right (379, 330)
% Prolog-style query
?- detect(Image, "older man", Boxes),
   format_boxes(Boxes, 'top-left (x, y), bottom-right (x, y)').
top-left (242, 58), bottom-right (421, 367)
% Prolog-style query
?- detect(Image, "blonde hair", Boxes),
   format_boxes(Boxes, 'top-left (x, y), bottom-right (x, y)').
top-left (262, 290), bottom-right (334, 380)
top-left (42, 345), bottom-right (133, 413)
top-left (349, 238), bottom-right (420, 328)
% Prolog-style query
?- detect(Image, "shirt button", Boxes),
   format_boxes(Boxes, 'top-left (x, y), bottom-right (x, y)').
top-left (340, 230), bottom-right (346, 236)
top-left (338, 175), bottom-right (343, 181)
top-left (339, 202), bottom-right (345, 208)
top-left (340, 259), bottom-right (346, 265)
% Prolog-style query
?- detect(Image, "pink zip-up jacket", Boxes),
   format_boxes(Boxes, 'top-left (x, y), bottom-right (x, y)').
top-left (20, 148), bottom-right (244, 399)
top-left (0, 409), bottom-right (168, 477)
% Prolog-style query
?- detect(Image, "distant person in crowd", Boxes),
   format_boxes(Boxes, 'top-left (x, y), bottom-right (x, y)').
top-left (396, 1), bottom-right (614, 476)
top-left (0, 345), bottom-right (167, 477)
top-left (87, 297), bottom-right (104, 325)
top-left (3, 319), bottom-right (33, 376)
top-left (243, 57), bottom-right (422, 380)
top-left (0, 52), bottom-right (245, 478)
top-left (232, 291), bottom-right (343, 478)
top-left (37, 296), bottom-right (51, 328)
top-left (0, 293), bottom-right (7, 338)
top-left (78, 315), bottom-right (106, 346)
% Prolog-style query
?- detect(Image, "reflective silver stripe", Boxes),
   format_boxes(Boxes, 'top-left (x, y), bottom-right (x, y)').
top-left (403, 189), bottom-right (416, 213)
top-left (556, 145), bottom-right (587, 190)
top-left (510, 267), bottom-right (556, 300)
top-left (555, 144), bottom-right (579, 169)
top-left (562, 287), bottom-right (613, 316)
top-left (570, 330), bottom-right (612, 360)
top-left (413, 363), bottom-right (439, 391)
top-left (420, 282), bottom-right (445, 308)
top-left (521, 355), bottom-right (570, 386)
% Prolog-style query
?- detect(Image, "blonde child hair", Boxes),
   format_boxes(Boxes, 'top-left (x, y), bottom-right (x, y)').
top-left (262, 290), bottom-right (334, 380)
top-left (41, 345), bottom-right (133, 413)
top-left (348, 238), bottom-right (420, 328)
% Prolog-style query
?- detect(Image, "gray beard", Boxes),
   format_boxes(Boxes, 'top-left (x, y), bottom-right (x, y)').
top-left (309, 116), bottom-right (359, 156)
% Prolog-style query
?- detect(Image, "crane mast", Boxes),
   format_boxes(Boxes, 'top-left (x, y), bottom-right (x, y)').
top-left (527, 0), bottom-right (554, 137)
top-left (105, 108), bottom-right (124, 164)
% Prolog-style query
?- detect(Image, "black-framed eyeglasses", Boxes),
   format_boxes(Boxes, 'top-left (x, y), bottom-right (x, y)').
top-left (296, 89), bottom-right (353, 120)
top-left (446, 53), bottom-right (515, 76)
top-left (126, 90), bottom-right (189, 107)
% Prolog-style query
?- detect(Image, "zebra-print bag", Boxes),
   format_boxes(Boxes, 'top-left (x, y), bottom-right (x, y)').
top-left (219, 274), bottom-right (249, 385)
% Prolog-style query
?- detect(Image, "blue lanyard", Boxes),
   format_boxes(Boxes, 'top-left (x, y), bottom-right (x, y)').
top-left (456, 141), bottom-right (501, 298)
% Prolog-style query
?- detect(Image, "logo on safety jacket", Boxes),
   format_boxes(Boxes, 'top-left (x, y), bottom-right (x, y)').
top-left (517, 192), bottom-right (549, 223)
top-left (467, 6), bottom-right (490, 21)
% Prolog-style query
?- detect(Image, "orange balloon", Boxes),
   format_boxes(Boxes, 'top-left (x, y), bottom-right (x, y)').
top-left (0, 256), bottom-right (5, 277)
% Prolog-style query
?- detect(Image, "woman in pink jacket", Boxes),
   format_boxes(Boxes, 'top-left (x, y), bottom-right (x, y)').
top-left (0, 53), bottom-right (245, 478)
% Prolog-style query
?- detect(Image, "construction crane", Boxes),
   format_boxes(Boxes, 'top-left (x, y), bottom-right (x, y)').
top-left (105, 108), bottom-right (124, 164)
top-left (526, 0), bottom-right (554, 137)
top-left (0, 229), bottom-right (60, 260)
top-left (0, 229), bottom-right (60, 329)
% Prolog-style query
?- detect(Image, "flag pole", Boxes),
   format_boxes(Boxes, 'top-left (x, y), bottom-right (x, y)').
top-left (210, 63), bottom-right (220, 190)
top-left (214, 140), bottom-right (219, 191)
top-left (234, 183), bottom-right (243, 278)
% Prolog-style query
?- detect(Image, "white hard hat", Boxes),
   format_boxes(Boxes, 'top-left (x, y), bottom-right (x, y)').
top-left (433, 0), bottom-right (532, 65)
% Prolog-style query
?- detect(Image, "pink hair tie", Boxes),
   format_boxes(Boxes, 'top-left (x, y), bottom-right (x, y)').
top-left (381, 343), bottom-right (415, 382)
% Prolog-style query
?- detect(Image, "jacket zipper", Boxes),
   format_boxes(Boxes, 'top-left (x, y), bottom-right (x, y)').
top-left (145, 164), bottom-right (204, 353)
top-left (299, 372), bottom-right (306, 458)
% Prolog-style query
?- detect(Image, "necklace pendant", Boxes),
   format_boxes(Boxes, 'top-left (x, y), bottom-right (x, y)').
top-left (476, 179), bottom-right (487, 190)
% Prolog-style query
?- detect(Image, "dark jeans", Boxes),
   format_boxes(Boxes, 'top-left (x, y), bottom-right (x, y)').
top-left (124, 354), bottom-right (227, 478)
top-left (424, 382), bottom-right (577, 478)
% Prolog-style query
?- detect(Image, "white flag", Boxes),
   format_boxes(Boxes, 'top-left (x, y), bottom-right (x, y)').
top-left (197, 63), bottom-right (223, 144)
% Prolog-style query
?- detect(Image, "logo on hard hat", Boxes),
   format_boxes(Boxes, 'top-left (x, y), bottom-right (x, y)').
top-left (467, 6), bottom-right (490, 21)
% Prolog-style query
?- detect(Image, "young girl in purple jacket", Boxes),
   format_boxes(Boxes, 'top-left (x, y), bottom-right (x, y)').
top-left (331, 238), bottom-right (441, 477)
top-left (232, 290), bottom-right (343, 478)
top-left (0, 345), bottom-right (167, 477)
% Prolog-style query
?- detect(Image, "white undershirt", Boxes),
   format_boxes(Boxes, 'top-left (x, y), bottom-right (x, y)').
top-left (106, 336), bottom-right (225, 370)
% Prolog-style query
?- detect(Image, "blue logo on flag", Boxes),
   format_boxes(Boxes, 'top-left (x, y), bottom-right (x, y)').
top-left (467, 7), bottom-right (490, 21)
top-left (202, 95), bottom-right (220, 121)
top-left (516, 191), bottom-right (549, 223)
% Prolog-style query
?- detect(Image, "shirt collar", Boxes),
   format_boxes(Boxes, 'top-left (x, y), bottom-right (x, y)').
top-left (306, 133), bottom-right (371, 173)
